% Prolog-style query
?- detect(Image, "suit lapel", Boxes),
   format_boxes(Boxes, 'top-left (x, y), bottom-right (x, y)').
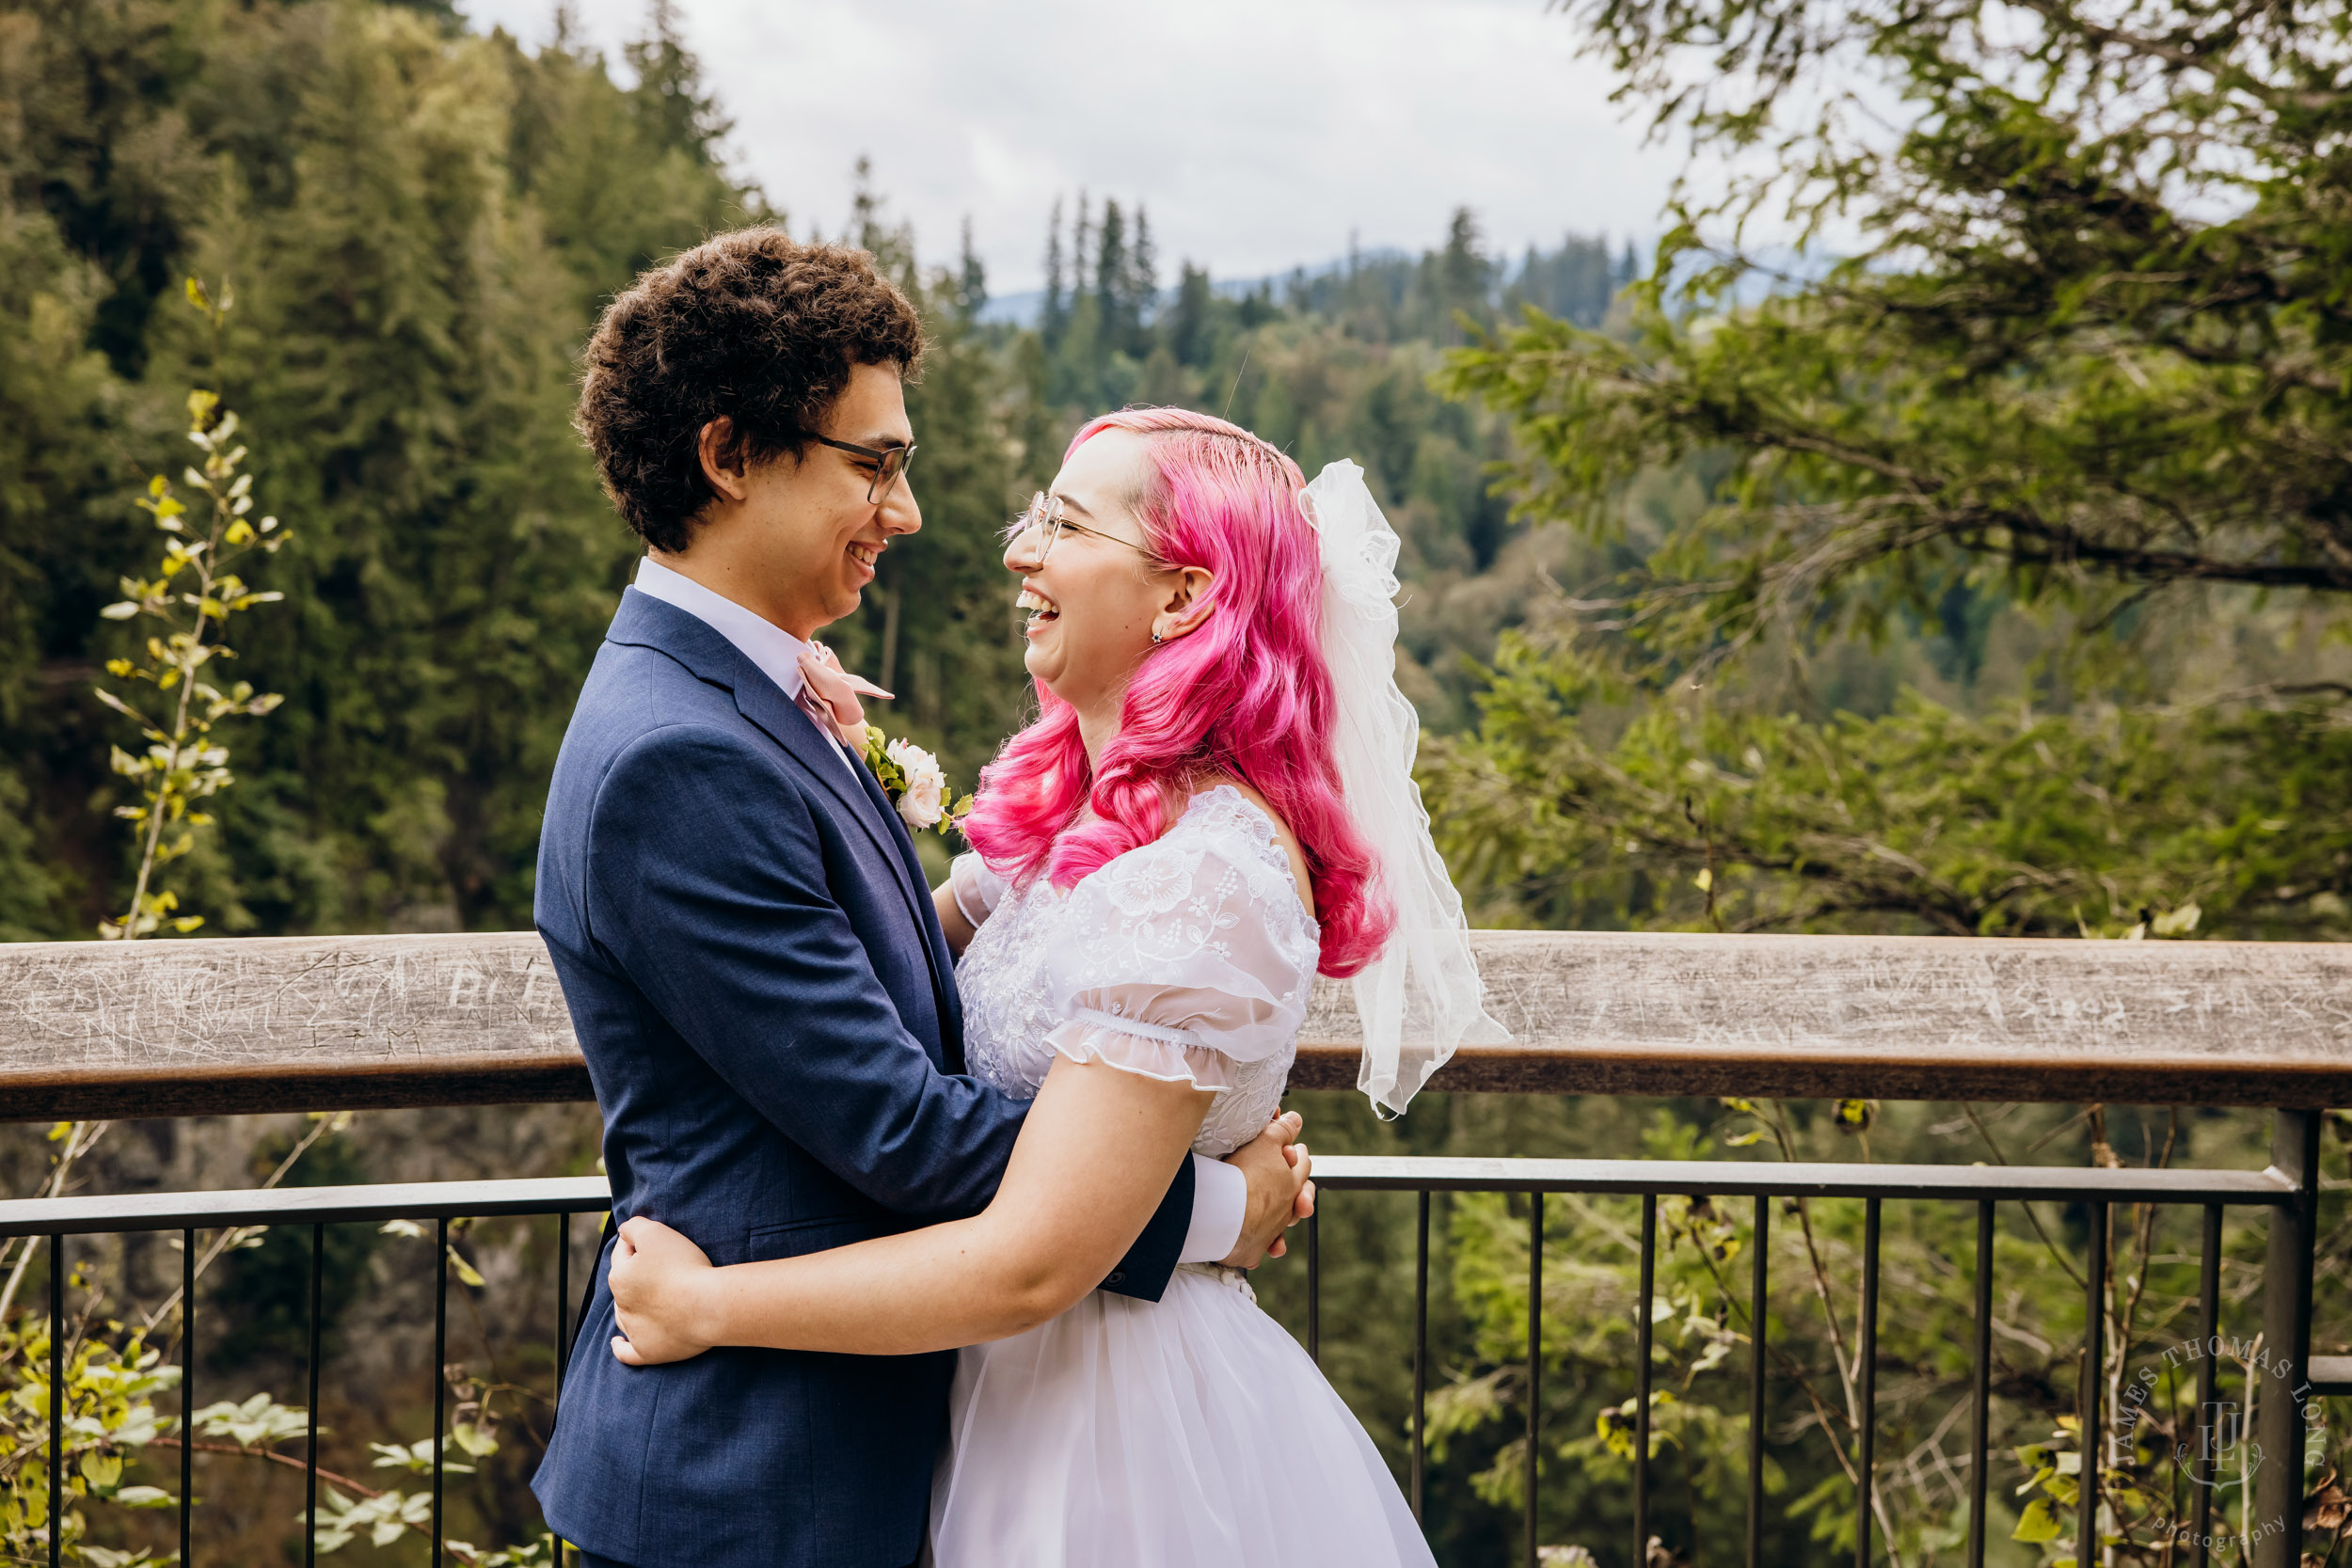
top-left (607, 590), bottom-right (960, 1053)
top-left (845, 749), bottom-right (970, 1070)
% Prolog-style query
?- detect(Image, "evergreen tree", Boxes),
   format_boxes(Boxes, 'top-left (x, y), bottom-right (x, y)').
top-left (0, 0), bottom-right (752, 935)
top-left (1039, 196), bottom-right (1066, 346)
top-left (1126, 205), bottom-right (1157, 356)
top-left (954, 215), bottom-right (986, 320)
top-left (1168, 261), bottom-right (1212, 368)
top-left (624, 0), bottom-right (729, 165)
top-left (1093, 198), bottom-right (1130, 357)
top-left (1428, 0), bottom-right (2352, 941)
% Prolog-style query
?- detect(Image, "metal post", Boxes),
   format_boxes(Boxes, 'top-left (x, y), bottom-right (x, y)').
top-left (1635, 1193), bottom-right (1657, 1568)
top-left (1747, 1195), bottom-right (1770, 1568)
top-left (48, 1233), bottom-right (61, 1568)
top-left (1967, 1201), bottom-right (1994, 1568)
top-left (1855, 1197), bottom-right (1880, 1568)
top-left (1306, 1208), bottom-right (1320, 1366)
top-left (1526, 1191), bottom-right (1542, 1568)
top-left (2253, 1109), bottom-right (2319, 1568)
top-left (434, 1216), bottom-right (450, 1565)
top-left (181, 1227), bottom-right (195, 1568)
top-left (556, 1212), bottom-right (572, 1406)
top-left (305, 1225), bottom-right (322, 1568)
top-left (2192, 1203), bottom-right (2220, 1568)
top-left (2079, 1202), bottom-right (2106, 1568)
top-left (1412, 1190), bottom-right (1428, 1522)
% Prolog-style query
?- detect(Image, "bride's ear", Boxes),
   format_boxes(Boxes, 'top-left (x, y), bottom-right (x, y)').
top-left (1152, 567), bottom-right (1216, 644)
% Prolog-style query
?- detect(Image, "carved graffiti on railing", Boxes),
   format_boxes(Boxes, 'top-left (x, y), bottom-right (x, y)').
top-left (2, 930), bottom-right (2349, 1117)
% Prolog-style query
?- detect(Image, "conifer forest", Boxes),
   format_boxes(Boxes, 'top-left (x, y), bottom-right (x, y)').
top-left (0, 1), bottom-right (2346, 1565)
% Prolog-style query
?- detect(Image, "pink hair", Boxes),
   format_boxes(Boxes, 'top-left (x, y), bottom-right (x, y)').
top-left (961, 408), bottom-right (1394, 978)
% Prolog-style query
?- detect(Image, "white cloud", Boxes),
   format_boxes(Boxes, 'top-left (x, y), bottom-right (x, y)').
top-left (461, 0), bottom-right (1681, 289)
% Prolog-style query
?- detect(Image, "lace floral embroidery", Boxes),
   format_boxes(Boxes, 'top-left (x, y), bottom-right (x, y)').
top-left (956, 787), bottom-right (1317, 1157)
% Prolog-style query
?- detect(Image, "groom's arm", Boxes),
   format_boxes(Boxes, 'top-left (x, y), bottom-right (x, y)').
top-left (585, 724), bottom-right (1199, 1297)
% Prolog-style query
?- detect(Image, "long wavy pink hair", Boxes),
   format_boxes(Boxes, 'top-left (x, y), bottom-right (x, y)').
top-left (961, 408), bottom-right (1393, 978)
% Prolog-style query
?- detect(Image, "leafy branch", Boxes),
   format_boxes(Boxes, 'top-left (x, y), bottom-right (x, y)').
top-left (93, 277), bottom-right (290, 942)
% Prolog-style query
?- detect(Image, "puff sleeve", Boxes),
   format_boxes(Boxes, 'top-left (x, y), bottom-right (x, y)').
top-left (948, 851), bottom-right (1011, 931)
top-left (1038, 828), bottom-right (1318, 1095)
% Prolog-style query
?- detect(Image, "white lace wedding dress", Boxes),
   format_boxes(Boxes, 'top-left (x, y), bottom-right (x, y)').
top-left (934, 786), bottom-right (1437, 1568)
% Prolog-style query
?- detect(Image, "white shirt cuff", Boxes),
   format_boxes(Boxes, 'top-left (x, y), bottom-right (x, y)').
top-left (1177, 1154), bottom-right (1247, 1263)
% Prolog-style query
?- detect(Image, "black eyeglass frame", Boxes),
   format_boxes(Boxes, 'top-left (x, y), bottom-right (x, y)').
top-left (1013, 492), bottom-right (1160, 566)
top-left (805, 432), bottom-right (916, 503)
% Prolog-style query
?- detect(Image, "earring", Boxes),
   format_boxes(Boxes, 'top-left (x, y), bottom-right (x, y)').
top-left (1152, 629), bottom-right (1164, 643)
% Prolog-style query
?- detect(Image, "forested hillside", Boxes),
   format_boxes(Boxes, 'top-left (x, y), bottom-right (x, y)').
top-left (6, 4), bottom-right (2349, 1568)
top-left (0, 0), bottom-right (1633, 940)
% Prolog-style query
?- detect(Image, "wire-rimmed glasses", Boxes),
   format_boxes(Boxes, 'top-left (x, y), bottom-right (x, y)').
top-left (1010, 492), bottom-right (1158, 565)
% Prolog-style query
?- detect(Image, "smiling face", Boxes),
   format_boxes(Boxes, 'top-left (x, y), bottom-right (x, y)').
top-left (656, 360), bottom-right (919, 641)
top-left (1006, 429), bottom-right (1212, 743)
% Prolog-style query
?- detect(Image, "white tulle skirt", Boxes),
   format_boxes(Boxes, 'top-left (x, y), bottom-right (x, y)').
top-left (929, 1262), bottom-right (1437, 1568)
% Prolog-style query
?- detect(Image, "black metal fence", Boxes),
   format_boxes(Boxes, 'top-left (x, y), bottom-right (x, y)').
top-left (0, 1117), bottom-right (2337, 1568)
top-left (1304, 1113), bottom-right (2340, 1568)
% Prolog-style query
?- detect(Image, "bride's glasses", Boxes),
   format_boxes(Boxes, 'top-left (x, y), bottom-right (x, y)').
top-left (1009, 493), bottom-right (1158, 566)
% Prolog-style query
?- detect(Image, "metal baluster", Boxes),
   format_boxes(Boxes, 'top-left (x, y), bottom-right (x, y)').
top-left (1854, 1197), bottom-right (1881, 1568)
top-left (434, 1216), bottom-right (450, 1566)
top-left (1635, 1193), bottom-right (1656, 1568)
top-left (1306, 1208), bottom-right (1320, 1366)
top-left (2253, 1109), bottom-right (2319, 1568)
top-left (48, 1233), bottom-right (61, 1568)
top-left (2191, 1203), bottom-right (2220, 1568)
top-left (1412, 1190), bottom-right (1428, 1522)
top-left (181, 1227), bottom-right (195, 1568)
top-left (1967, 1201), bottom-right (1994, 1568)
top-left (305, 1225), bottom-right (322, 1568)
top-left (1747, 1195), bottom-right (1769, 1568)
top-left (556, 1212), bottom-right (572, 1407)
top-left (1526, 1191), bottom-right (1542, 1568)
top-left (2079, 1202), bottom-right (2106, 1568)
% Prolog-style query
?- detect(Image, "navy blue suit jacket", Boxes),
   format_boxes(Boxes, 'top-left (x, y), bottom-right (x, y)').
top-left (532, 590), bottom-right (1196, 1567)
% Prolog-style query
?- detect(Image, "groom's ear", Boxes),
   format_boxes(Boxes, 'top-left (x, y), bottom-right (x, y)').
top-left (697, 418), bottom-right (753, 503)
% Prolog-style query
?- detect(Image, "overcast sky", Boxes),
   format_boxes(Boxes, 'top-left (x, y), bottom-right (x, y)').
top-left (458, 0), bottom-right (1684, 293)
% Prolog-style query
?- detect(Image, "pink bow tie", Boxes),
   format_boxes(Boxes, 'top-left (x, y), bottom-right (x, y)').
top-left (796, 641), bottom-right (893, 745)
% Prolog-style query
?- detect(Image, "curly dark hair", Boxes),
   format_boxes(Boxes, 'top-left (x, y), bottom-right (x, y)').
top-left (577, 228), bottom-right (926, 553)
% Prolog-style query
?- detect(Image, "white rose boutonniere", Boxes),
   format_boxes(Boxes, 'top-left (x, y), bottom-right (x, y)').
top-left (858, 727), bottom-right (976, 837)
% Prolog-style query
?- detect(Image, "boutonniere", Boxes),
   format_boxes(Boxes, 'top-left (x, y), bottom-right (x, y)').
top-left (854, 726), bottom-right (976, 836)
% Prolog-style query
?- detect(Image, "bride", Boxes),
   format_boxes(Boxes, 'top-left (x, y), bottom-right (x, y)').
top-left (604, 407), bottom-right (1506, 1565)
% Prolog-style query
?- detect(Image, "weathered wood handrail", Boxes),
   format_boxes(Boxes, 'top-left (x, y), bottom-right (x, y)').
top-left (0, 928), bottom-right (2344, 1119)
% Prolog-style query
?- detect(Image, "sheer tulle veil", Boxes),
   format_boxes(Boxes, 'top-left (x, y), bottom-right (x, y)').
top-left (1299, 460), bottom-right (1511, 1115)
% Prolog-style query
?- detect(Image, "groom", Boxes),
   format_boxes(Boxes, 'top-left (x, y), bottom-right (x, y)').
top-left (530, 229), bottom-right (1310, 1568)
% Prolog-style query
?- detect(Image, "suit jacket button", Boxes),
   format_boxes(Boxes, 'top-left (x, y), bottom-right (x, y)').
top-left (1105, 1271), bottom-right (1126, 1286)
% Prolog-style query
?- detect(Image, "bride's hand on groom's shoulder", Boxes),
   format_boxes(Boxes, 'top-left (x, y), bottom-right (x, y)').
top-left (1218, 1112), bottom-right (1315, 1270)
top-left (608, 1216), bottom-right (718, 1368)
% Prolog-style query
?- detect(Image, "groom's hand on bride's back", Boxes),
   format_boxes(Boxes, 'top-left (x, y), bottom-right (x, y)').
top-left (1219, 1111), bottom-right (1314, 1270)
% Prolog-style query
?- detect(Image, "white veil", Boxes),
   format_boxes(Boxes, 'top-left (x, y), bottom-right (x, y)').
top-left (1301, 460), bottom-right (1510, 1115)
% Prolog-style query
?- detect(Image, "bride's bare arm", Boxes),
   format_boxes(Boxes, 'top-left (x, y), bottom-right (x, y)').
top-left (607, 1057), bottom-right (1309, 1362)
top-left (932, 881), bottom-right (977, 956)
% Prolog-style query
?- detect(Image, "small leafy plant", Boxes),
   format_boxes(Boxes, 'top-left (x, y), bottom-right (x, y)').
top-left (94, 277), bottom-right (290, 940)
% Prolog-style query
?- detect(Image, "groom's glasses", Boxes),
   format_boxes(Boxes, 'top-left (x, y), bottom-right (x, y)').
top-left (1011, 493), bottom-right (1159, 566)
top-left (804, 433), bottom-right (916, 504)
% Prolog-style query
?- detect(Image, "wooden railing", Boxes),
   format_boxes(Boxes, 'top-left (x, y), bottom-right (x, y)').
top-left (0, 927), bottom-right (2344, 1568)
top-left (0, 929), bottom-right (2346, 1117)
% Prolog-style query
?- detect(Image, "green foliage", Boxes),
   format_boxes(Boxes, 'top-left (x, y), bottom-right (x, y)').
top-left (1423, 0), bottom-right (2352, 941)
top-left (1453, 0), bottom-right (2352, 653)
top-left (94, 280), bottom-right (291, 940)
top-left (1, 0), bottom-right (754, 935)
top-left (1424, 635), bottom-right (2352, 938)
